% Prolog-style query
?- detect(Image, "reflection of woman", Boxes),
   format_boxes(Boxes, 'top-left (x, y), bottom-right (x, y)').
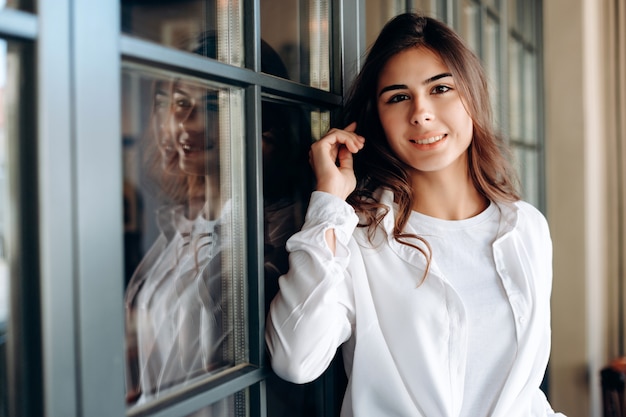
top-left (124, 32), bottom-right (311, 415)
top-left (124, 77), bottom-right (231, 413)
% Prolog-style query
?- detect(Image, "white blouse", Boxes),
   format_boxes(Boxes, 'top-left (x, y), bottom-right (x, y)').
top-left (125, 202), bottom-right (231, 412)
top-left (266, 190), bottom-right (566, 417)
top-left (409, 203), bottom-right (514, 416)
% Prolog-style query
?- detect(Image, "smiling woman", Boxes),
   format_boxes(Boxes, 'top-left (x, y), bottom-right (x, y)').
top-left (266, 13), bottom-right (565, 417)
top-left (376, 47), bottom-right (474, 187)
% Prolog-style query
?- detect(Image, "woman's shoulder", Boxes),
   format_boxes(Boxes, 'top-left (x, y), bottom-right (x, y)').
top-left (499, 199), bottom-right (550, 238)
top-left (512, 200), bottom-right (546, 219)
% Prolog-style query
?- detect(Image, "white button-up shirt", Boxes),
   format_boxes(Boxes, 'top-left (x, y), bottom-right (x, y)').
top-left (266, 190), bottom-right (566, 417)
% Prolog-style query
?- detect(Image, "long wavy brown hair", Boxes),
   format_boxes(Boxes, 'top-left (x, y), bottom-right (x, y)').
top-left (343, 13), bottom-right (520, 275)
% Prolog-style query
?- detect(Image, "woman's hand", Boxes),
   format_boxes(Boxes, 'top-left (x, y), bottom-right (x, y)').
top-left (309, 122), bottom-right (365, 200)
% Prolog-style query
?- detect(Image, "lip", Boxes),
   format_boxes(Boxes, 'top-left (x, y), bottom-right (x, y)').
top-left (178, 137), bottom-right (216, 154)
top-left (408, 133), bottom-right (447, 147)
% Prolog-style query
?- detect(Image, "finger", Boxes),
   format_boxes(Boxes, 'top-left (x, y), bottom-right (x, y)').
top-left (337, 145), bottom-right (354, 171)
top-left (331, 128), bottom-right (364, 153)
top-left (344, 121), bottom-right (357, 133)
top-left (342, 122), bottom-right (365, 151)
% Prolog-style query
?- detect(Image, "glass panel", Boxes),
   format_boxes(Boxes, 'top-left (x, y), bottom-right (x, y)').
top-left (262, 101), bottom-right (334, 417)
top-left (508, 37), bottom-right (522, 141)
top-left (365, 0), bottom-right (404, 50)
top-left (512, 146), bottom-right (539, 207)
top-left (262, 100), bottom-right (321, 309)
top-left (182, 390), bottom-right (248, 417)
top-left (409, 0), bottom-right (437, 16)
top-left (0, 0), bottom-right (22, 9)
top-left (0, 39), bottom-right (21, 417)
top-left (121, 64), bottom-right (247, 408)
top-left (523, 50), bottom-right (537, 144)
top-left (267, 358), bottom-right (346, 417)
top-left (522, 0), bottom-right (536, 44)
top-left (459, 0), bottom-right (480, 54)
top-left (484, 16), bottom-right (501, 128)
top-left (484, 0), bottom-right (499, 9)
top-left (508, 0), bottom-right (519, 31)
top-left (121, 0), bottom-right (243, 67)
top-left (261, 0), bottom-right (331, 90)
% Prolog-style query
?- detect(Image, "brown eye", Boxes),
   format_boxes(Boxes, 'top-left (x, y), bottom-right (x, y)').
top-left (387, 93), bottom-right (409, 104)
top-left (431, 85), bottom-right (451, 94)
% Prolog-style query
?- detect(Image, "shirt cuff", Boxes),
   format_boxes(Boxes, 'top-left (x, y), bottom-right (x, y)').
top-left (303, 191), bottom-right (359, 246)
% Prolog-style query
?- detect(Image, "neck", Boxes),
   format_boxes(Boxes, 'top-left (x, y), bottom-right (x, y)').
top-left (187, 174), bottom-right (222, 220)
top-left (410, 168), bottom-right (488, 221)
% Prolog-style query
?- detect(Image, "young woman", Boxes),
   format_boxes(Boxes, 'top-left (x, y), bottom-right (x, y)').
top-left (266, 13), bottom-right (565, 417)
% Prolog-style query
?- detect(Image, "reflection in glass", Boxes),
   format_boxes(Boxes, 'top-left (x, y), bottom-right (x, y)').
top-left (261, 0), bottom-right (331, 89)
top-left (122, 64), bottom-right (246, 413)
top-left (0, 39), bottom-right (19, 417)
top-left (261, 98), bottom-right (312, 301)
top-left (263, 103), bottom-right (341, 417)
top-left (183, 390), bottom-right (247, 417)
top-left (121, 0), bottom-right (243, 67)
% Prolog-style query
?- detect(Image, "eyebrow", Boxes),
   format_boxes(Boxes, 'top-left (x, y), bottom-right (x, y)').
top-left (378, 72), bottom-right (453, 97)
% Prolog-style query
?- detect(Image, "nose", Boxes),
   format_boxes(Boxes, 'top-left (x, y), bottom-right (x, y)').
top-left (176, 103), bottom-right (205, 137)
top-left (410, 98), bottom-right (434, 125)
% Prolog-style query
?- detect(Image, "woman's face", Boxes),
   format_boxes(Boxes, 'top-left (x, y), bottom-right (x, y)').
top-left (152, 81), bottom-right (178, 173)
top-left (376, 46), bottom-right (473, 180)
top-left (170, 81), bottom-right (220, 177)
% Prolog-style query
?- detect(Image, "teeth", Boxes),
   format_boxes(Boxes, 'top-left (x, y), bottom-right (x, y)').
top-left (412, 134), bottom-right (445, 145)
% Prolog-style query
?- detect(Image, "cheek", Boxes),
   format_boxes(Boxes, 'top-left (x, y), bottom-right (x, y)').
top-left (377, 108), bottom-right (398, 136)
top-left (449, 103), bottom-right (473, 138)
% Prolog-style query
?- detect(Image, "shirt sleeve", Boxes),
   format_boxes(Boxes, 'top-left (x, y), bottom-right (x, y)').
top-left (265, 191), bottom-right (359, 384)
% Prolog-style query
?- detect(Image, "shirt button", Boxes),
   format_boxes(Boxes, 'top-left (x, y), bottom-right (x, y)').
top-left (519, 316), bottom-right (526, 324)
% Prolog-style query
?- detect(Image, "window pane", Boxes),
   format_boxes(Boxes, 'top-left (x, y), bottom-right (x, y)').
top-left (508, 37), bottom-right (522, 140)
top-left (0, 0), bottom-right (23, 9)
top-left (523, 50), bottom-right (537, 144)
top-left (508, 0), bottom-right (519, 31)
top-left (365, 0), bottom-right (404, 50)
top-left (261, 0), bottom-right (331, 90)
top-left (121, 64), bottom-right (247, 409)
top-left (262, 99), bottom-right (319, 308)
top-left (409, 0), bottom-right (437, 16)
top-left (182, 390), bottom-right (247, 417)
top-left (484, 0), bottom-right (499, 9)
top-left (522, 0), bottom-right (535, 41)
top-left (121, 0), bottom-right (243, 67)
top-left (512, 146), bottom-right (539, 207)
top-left (484, 16), bottom-right (501, 127)
top-left (459, 0), bottom-right (480, 54)
top-left (0, 39), bottom-right (22, 417)
top-left (262, 101), bottom-right (339, 417)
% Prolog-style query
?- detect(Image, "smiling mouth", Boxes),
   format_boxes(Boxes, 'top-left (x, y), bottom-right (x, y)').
top-left (410, 134), bottom-right (447, 145)
top-left (179, 141), bottom-right (215, 153)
